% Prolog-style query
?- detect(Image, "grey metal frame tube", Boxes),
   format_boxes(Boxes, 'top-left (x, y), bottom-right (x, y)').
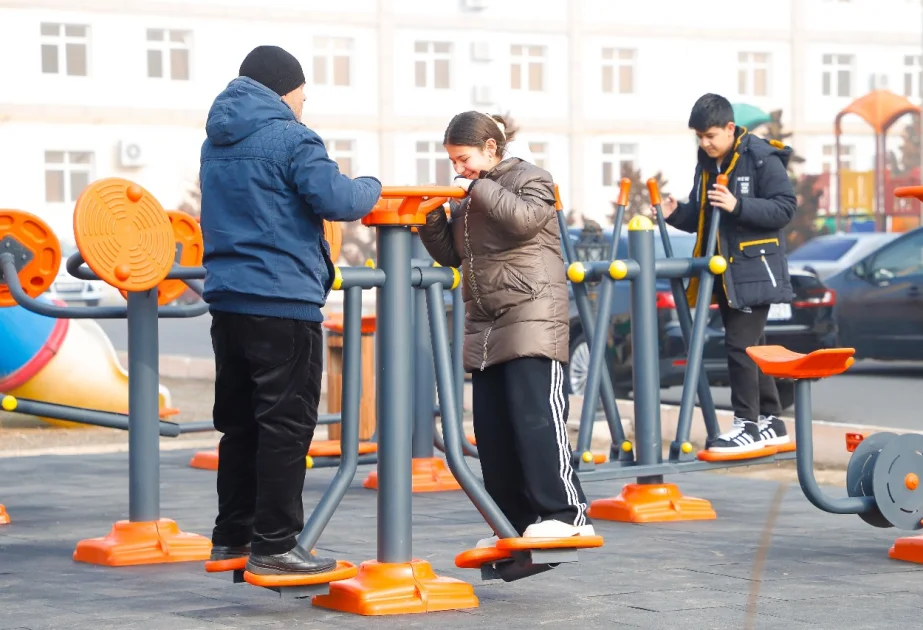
top-left (628, 224), bottom-right (663, 484)
top-left (1, 395), bottom-right (181, 436)
top-left (793, 380), bottom-right (874, 514)
top-left (411, 241), bottom-right (436, 459)
top-left (451, 283), bottom-right (478, 458)
top-left (426, 283), bottom-right (518, 539)
top-left (297, 285), bottom-right (364, 550)
top-left (671, 213), bottom-right (722, 453)
top-left (375, 226), bottom-right (413, 563)
top-left (126, 289), bottom-right (161, 522)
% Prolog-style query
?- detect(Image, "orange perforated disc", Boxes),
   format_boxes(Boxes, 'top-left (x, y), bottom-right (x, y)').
top-left (73, 178), bottom-right (174, 293)
top-left (0, 210), bottom-right (62, 307)
top-left (119, 210), bottom-right (203, 306)
top-left (323, 220), bottom-right (342, 262)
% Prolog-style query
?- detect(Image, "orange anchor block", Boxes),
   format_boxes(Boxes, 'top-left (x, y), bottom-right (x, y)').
top-left (73, 519), bottom-right (212, 567)
top-left (588, 483), bottom-right (717, 523)
top-left (0, 504), bottom-right (9, 525)
top-left (363, 457), bottom-right (461, 493)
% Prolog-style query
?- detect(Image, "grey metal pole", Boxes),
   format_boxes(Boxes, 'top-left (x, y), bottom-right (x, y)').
top-left (411, 238), bottom-right (435, 459)
top-left (628, 218), bottom-right (662, 484)
top-left (0, 395), bottom-right (181, 436)
top-left (126, 289), bottom-right (161, 522)
top-left (375, 226), bottom-right (412, 563)
top-left (297, 284), bottom-right (363, 551)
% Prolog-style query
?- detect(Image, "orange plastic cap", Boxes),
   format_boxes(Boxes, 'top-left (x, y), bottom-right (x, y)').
top-left (646, 178), bottom-right (661, 205)
top-left (363, 186), bottom-right (466, 227)
top-left (553, 184), bottom-right (564, 211)
top-left (617, 178), bottom-right (632, 207)
top-left (907, 473), bottom-right (919, 491)
top-left (716, 174), bottom-right (729, 187)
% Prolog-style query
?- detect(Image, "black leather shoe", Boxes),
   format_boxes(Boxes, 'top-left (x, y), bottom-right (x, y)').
top-left (210, 544), bottom-right (250, 561)
top-left (245, 546), bottom-right (336, 575)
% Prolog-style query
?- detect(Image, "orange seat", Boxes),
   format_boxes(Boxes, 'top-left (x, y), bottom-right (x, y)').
top-left (308, 440), bottom-right (378, 457)
top-left (746, 346), bottom-right (855, 379)
top-left (243, 560), bottom-right (357, 587)
top-left (894, 186), bottom-right (923, 202)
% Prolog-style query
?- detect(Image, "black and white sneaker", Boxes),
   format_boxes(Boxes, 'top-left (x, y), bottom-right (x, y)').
top-left (705, 418), bottom-right (763, 453)
top-left (758, 415), bottom-right (790, 446)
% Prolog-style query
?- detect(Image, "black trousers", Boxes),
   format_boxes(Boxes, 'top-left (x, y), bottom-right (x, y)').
top-left (471, 357), bottom-right (590, 535)
top-left (715, 285), bottom-right (782, 422)
top-left (209, 311), bottom-right (323, 556)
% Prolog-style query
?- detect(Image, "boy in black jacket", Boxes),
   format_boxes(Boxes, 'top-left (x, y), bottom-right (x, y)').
top-left (657, 93), bottom-right (796, 454)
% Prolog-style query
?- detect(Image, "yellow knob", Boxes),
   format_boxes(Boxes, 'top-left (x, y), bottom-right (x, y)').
top-left (582, 451), bottom-right (593, 463)
top-left (450, 267), bottom-right (461, 290)
top-left (681, 442), bottom-right (693, 454)
top-left (709, 255), bottom-right (728, 275)
top-left (609, 260), bottom-right (629, 280)
top-left (332, 267), bottom-right (343, 290)
top-left (567, 262), bottom-right (586, 283)
top-left (1, 395), bottom-right (17, 412)
top-left (364, 259), bottom-right (375, 268)
top-left (621, 440), bottom-right (633, 453)
top-left (305, 455), bottom-right (314, 469)
top-left (628, 215), bottom-right (654, 231)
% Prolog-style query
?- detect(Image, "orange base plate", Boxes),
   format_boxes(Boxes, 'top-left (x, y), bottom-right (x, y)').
top-left (697, 441), bottom-right (796, 462)
top-left (190, 449), bottom-right (219, 470)
top-left (889, 536), bottom-right (923, 563)
top-left (363, 457), bottom-right (461, 492)
top-left (466, 435), bottom-right (477, 446)
top-left (588, 483), bottom-right (716, 523)
top-left (244, 560), bottom-right (357, 587)
top-left (309, 440), bottom-right (378, 457)
top-left (312, 559), bottom-right (478, 616)
top-left (0, 504), bottom-right (9, 525)
top-left (205, 556), bottom-right (248, 572)
top-left (73, 519), bottom-right (212, 566)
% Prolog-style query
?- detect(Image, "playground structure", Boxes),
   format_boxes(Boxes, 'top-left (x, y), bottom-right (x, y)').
top-left (0, 172), bottom-right (923, 617)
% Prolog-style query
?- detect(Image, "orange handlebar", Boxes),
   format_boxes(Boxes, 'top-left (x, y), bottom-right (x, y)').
top-left (380, 186), bottom-right (466, 199)
top-left (646, 178), bottom-right (662, 206)
top-left (894, 186), bottom-right (923, 202)
top-left (617, 178), bottom-right (632, 207)
top-left (716, 174), bottom-right (729, 187)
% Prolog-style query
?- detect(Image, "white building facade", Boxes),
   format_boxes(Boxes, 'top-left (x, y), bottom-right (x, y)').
top-left (0, 0), bottom-right (921, 240)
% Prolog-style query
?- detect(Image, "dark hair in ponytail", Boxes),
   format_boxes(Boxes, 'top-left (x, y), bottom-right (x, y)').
top-left (443, 111), bottom-right (512, 154)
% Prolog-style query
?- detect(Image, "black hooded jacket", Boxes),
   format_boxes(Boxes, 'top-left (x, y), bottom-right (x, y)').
top-left (666, 128), bottom-right (797, 310)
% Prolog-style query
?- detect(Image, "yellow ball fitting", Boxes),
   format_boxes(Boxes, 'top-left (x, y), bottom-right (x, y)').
top-left (582, 451), bottom-right (593, 463)
top-left (450, 267), bottom-right (461, 290)
top-left (305, 455), bottom-right (314, 469)
top-left (709, 255), bottom-right (728, 275)
top-left (621, 440), bottom-right (633, 453)
top-left (364, 258), bottom-right (375, 268)
top-left (1, 395), bottom-right (17, 412)
top-left (609, 260), bottom-right (629, 280)
top-left (567, 262), bottom-right (586, 283)
top-left (332, 267), bottom-right (343, 290)
top-left (681, 442), bottom-right (693, 454)
top-left (628, 215), bottom-right (653, 231)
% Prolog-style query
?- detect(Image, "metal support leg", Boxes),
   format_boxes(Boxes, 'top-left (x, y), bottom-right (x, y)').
top-left (127, 289), bottom-right (160, 522)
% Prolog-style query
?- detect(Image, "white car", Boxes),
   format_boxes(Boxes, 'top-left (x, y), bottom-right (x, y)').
top-left (46, 245), bottom-right (108, 306)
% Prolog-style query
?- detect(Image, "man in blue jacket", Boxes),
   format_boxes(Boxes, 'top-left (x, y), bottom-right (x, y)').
top-left (658, 93), bottom-right (796, 455)
top-left (199, 45), bottom-right (382, 576)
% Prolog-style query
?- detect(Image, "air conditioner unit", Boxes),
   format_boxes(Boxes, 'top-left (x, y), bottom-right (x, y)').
top-left (472, 85), bottom-right (493, 105)
top-left (869, 73), bottom-right (889, 91)
top-left (461, 0), bottom-right (487, 11)
top-left (471, 41), bottom-right (492, 62)
top-left (119, 140), bottom-right (146, 168)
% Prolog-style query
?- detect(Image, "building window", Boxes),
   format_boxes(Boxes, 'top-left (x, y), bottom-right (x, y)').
top-left (313, 37), bottom-right (352, 87)
top-left (414, 42), bottom-right (451, 89)
top-left (822, 54), bottom-right (853, 97)
top-left (602, 143), bottom-right (636, 186)
top-left (529, 142), bottom-right (548, 169)
top-left (40, 23), bottom-right (89, 76)
top-left (147, 29), bottom-right (191, 81)
top-left (601, 48), bottom-right (635, 94)
top-left (510, 45), bottom-right (545, 92)
top-left (822, 144), bottom-right (854, 172)
top-left (415, 141), bottom-right (452, 185)
top-left (44, 151), bottom-right (94, 203)
top-left (738, 52), bottom-right (770, 97)
top-left (904, 55), bottom-right (921, 98)
top-left (325, 139), bottom-right (355, 176)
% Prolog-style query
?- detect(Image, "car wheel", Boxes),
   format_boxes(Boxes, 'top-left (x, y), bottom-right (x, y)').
top-left (566, 331), bottom-right (630, 399)
top-left (775, 378), bottom-right (794, 411)
top-left (86, 300), bottom-right (100, 307)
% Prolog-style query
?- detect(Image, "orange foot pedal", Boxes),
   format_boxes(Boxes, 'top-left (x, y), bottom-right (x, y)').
top-left (696, 441), bottom-right (796, 462)
top-left (205, 556), bottom-right (248, 583)
top-left (242, 560), bottom-right (358, 599)
top-left (455, 536), bottom-right (604, 583)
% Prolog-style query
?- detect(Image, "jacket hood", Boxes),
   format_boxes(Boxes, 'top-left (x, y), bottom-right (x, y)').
top-left (205, 77), bottom-right (297, 146)
top-left (698, 127), bottom-right (793, 172)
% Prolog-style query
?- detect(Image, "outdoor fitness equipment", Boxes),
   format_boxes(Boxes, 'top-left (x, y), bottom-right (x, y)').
top-left (565, 177), bottom-right (797, 522)
top-left (0, 179), bottom-right (213, 562)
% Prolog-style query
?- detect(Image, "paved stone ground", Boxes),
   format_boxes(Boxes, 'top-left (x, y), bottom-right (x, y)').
top-left (2, 449), bottom-right (923, 629)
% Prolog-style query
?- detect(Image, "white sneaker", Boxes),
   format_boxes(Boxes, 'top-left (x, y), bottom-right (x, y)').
top-left (758, 415), bottom-right (791, 447)
top-left (476, 536), bottom-right (498, 548)
top-left (522, 520), bottom-right (596, 539)
top-left (705, 418), bottom-right (763, 453)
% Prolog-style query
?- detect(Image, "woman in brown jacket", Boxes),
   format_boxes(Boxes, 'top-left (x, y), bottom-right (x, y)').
top-left (418, 111), bottom-right (594, 546)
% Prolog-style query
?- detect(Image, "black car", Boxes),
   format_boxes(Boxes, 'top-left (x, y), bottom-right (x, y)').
top-left (823, 226), bottom-right (923, 361)
top-left (563, 226), bottom-right (837, 411)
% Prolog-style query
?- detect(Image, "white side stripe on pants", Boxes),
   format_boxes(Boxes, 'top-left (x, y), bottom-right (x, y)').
top-left (549, 360), bottom-right (587, 527)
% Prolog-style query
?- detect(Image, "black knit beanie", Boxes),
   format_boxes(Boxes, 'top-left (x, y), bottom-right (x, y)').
top-left (239, 45), bottom-right (306, 97)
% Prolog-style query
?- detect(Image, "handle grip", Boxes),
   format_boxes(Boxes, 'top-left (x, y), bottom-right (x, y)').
top-left (617, 178), bottom-right (632, 207)
top-left (646, 178), bottom-right (662, 206)
top-left (716, 174), bottom-right (729, 187)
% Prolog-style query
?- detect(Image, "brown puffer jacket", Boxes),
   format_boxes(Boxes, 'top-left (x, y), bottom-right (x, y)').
top-left (418, 158), bottom-right (569, 372)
